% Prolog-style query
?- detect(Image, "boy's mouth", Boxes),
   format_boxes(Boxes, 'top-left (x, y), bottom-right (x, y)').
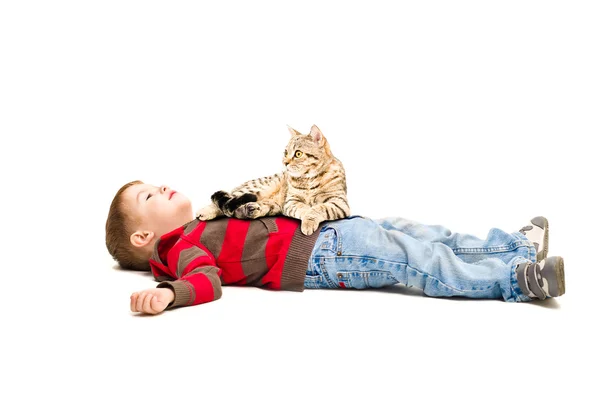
top-left (169, 191), bottom-right (176, 200)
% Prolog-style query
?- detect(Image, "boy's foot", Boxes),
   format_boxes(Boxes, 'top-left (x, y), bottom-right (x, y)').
top-left (519, 216), bottom-right (549, 262)
top-left (516, 256), bottom-right (565, 300)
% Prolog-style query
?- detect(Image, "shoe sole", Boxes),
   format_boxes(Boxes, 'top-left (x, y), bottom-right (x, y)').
top-left (555, 256), bottom-right (565, 296)
top-left (542, 256), bottom-right (565, 297)
top-left (531, 216), bottom-right (549, 262)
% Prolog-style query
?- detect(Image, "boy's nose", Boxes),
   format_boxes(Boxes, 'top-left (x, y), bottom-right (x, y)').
top-left (160, 185), bottom-right (168, 194)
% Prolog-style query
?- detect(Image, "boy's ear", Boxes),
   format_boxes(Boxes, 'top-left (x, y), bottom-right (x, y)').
top-left (130, 230), bottom-right (155, 248)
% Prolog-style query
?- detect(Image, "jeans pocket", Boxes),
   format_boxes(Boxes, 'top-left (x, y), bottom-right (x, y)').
top-left (335, 271), bottom-right (367, 289)
top-left (316, 224), bottom-right (340, 255)
top-left (304, 274), bottom-right (329, 289)
top-left (335, 271), bottom-right (396, 289)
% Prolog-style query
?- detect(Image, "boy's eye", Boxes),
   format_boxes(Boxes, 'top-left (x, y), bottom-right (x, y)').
top-left (294, 150), bottom-right (303, 158)
top-left (146, 194), bottom-right (152, 201)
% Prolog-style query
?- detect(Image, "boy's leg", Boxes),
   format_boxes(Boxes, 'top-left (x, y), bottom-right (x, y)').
top-left (306, 217), bottom-right (551, 302)
top-left (374, 217), bottom-right (544, 264)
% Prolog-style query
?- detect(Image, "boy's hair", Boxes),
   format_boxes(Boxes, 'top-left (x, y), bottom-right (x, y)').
top-left (105, 180), bottom-right (151, 271)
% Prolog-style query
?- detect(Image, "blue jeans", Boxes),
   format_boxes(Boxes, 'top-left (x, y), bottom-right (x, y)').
top-left (304, 216), bottom-right (537, 302)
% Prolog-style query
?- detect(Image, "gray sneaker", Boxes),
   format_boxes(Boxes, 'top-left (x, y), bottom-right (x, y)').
top-left (516, 256), bottom-right (565, 300)
top-left (519, 216), bottom-right (549, 262)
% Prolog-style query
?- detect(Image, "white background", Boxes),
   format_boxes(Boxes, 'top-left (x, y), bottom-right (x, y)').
top-left (1, 1), bottom-right (598, 396)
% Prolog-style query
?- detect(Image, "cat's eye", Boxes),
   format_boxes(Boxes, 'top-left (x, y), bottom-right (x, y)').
top-left (294, 150), bottom-right (303, 158)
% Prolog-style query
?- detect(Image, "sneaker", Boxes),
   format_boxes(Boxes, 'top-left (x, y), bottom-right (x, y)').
top-left (516, 256), bottom-right (565, 300)
top-left (538, 256), bottom-right (566, 298)
top-left (519, 216), bottom-right (549, 262)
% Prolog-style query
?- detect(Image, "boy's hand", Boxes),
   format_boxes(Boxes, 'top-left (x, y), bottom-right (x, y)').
top-left (130, 288), bottom-right (175, 315)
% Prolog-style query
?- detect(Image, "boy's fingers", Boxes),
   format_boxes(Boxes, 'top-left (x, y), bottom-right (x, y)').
top-left (150, 296), bottom-right (160, 313)
top-left (140, 293), bottom-right (150, 313)
top-left (142, 294), bottom-right (156, 314)
top-left (151, 296), bottom-right (165, 313)
top-left (136, 292), bottom-right (147, 313)
top-left (129, 291), bottom-right (164, 315)
top-left (130, 294), bottom-right (137, 312)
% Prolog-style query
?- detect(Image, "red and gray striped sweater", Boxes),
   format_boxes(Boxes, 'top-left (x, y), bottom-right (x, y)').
top-left (150, 216), bottom-right (322, 308)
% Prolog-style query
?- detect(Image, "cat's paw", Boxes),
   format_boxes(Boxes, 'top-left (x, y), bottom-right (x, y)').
top-left (234, 202), bottom-right (262, 219)
top-left (211, 190), bottom-right (231, 208)
top-left (195, 204), bottom-right (219, 221)
top-left (224, 193), bottom-right (258, 213)
top-left (300, 212), bottom-right (323, 236)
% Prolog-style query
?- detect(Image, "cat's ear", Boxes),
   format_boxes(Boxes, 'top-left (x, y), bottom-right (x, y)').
top-left (309, 124), bottom-right (325, 146)
top-left (287, 125), bottom-right (301, 136)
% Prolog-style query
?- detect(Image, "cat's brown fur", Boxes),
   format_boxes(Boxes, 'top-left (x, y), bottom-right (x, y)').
top-left (196, 125), bottom-right (350, 235)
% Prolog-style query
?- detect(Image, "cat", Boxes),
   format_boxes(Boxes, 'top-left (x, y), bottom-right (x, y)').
top-left (195, 124), bottom-right (350, 235)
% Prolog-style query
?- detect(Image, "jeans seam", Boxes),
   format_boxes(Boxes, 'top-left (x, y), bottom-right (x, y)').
top-left (317, 254), bottom-right (530, 299)
top-left (452, 240), bottom-right (530, 254)
top-left (319, 260), bottom-right (339, 288)
top-left (405, 264), bottom-right (470, 294)
top-left (530, 244), bottom-right (537, 263)
top-left (335, 256), bottom-right (471, 294)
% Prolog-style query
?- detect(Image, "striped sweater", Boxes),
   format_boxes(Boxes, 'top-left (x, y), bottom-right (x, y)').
top-left (150, 216), bottom-right (322, 308)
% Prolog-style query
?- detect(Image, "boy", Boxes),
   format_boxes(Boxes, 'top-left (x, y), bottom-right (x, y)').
top-left (105, 180), bottom-right (565, 315)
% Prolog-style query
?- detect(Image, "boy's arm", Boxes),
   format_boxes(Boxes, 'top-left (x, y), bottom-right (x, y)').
top-left (153, 240), bottom-right (223, 310)
top-left (156, 265), bottom-right (222, 308)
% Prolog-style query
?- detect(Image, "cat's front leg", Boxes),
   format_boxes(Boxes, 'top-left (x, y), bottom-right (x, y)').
top-left (195, 203), bottom-right (223, 221)
top-left (234, 199), bottom-right (283, 219)
top-left (298, 201), bottom-right (349, 235)
top-left (284, 202), bottom-right (323, 236)
top-left (299, 208), bottom-right (325, 236)
top-left (312, 201), bottom-right (350, 221)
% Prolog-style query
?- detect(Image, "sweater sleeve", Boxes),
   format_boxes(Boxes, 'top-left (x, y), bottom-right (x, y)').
top-left (156, 240), bottom-right (222, 308)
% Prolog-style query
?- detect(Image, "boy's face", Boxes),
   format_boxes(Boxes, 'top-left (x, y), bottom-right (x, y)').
top-left (123, 183), bottom-right (194, 250)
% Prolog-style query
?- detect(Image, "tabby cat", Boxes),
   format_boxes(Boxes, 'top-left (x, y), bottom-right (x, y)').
top-left (195, 124), bottom-right (350, 235)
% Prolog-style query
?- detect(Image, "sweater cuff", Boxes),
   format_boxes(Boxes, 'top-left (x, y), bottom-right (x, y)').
top-left (157, 280), bottom-right (193, 308)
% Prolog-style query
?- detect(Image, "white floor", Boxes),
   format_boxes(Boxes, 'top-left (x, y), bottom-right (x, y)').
top-left (3, 2), bottom-right (599, 397)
